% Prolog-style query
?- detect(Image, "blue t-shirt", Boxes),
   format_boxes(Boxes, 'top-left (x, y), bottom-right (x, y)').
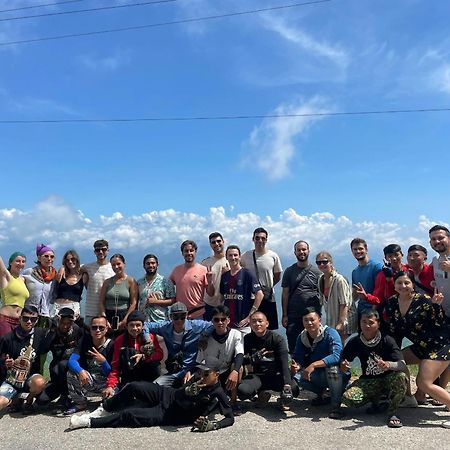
top-left (352, 259), bottom-right (383, 313)
top-left (220, 268), bottom-right (261, 327)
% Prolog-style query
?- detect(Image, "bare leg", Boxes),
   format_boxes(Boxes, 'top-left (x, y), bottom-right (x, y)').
top-left (402, 347), bottom-right (422, 399)
top-left (416, 360), bottom-right (450, 408)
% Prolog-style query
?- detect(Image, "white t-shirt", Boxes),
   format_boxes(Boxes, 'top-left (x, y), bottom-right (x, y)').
top-left (82, 262), bottom-right (115, 317)
top-left (432, 255), bottom-right (450, 317)
top-left (241, 249), bottom-right (282, 292)
top-left (201, 255), bottom-right (228, 307)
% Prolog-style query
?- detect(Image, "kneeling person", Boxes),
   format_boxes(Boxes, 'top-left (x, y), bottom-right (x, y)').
top-left (341, 308), bottom-right (407, 428)
top-left (70, 360), bottom-right (234, 431)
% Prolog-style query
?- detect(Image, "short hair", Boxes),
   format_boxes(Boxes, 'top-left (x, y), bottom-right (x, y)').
top-left (350, 238), bottom-right (367, 249)
top-left (315, 251), bottom-right (333, 263)
top-left (407, 244), bottom-right (427, 256)
top-left (62, 249), bottom-right (81, 273)
top-left (180, 240), bottom-right (197, 252)
top-left (110, 253), bottom-right (125, 263)
top-left (302, 306), bottom-right (321, 318)
top-left (429, 225), bottom-right (450, 236)
top-left (250, 310), bottom-right (268, 321)
top-left (226, 245), bottom-right (241, 256)
top-left (22, 305), bottom-right (38, 315)
top-left (208, 232), bottom-right (223, 242)
top-left (143, 254), bottom-right (159, 266)
top-left (93, 239), bottom-right (109, 249)
top-left (90, 316), bottom-right (108, 325)
top-left (253, 227), bottom-right (268, 238)
top-left (211, 305), bottom-right (230, 317)
top-left (383, 244), bottom-right (402, 256)
top-left (393, 270), bottom-right (415, 284)
top-left (294, 240), bottom-right (310, 250)
top-left (360, 308), bottom-right (380, 321)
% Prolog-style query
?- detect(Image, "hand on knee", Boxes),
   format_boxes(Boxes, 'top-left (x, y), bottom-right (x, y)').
top-left (0, 396), bottom-right (11, 410)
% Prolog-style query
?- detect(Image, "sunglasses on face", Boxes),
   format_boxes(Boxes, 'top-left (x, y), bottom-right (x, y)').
top-left (316, 260), bottom-right (330, 266)
top-left (94, 247), bottom-right (108, 254)
top-left (213, 317), bottom-right (227, 323)
top-left (42, 254), bottom-right (55, 259)
top-left (172, 314), bottom-right (187, 321)
top-left (91, 325), bottom-right (106, 331)
top-left (66, 257), bottom-right (77, 263)
top-left (200, 370), bottom-right (212, 377)
top-left (21, 316), bottom-right (38, 324)
top-left (254, 236), bottom-right (267, 242)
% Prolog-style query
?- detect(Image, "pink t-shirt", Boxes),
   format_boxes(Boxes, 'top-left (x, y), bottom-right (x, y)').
top-left (170, 263), bottom-right (208, 318)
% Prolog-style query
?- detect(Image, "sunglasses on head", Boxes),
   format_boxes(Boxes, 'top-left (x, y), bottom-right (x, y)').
top-left (316, 260), bottom-right (329, 266)
top-left (94, 247), bottom-right (108, 253)
top-left (91, 325), bottom-right (106, 331)
top-left (21, 315), bottom-right (38, 324)
top-left (213, 317), bottom-right (227, 323)
top-left (172, 314), bottom-right (187, 321)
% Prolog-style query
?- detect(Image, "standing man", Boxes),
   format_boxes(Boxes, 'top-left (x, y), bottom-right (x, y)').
top-left (82, 240), bottom-right (115, 326)
top-left (201, 232), bottom-right (229, 321)
top-left (170, 240), bottom-right (214, 319)
top-left (241, 228), bottom-right (282, 330)
top-left (281, 240), bottom-right (321, 353)
top-left (350, 238), bottom-right (383, 316)
top-left (137, 254), bottom-right (175, 323)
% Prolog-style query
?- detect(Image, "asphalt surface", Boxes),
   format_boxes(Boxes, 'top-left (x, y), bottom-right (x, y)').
top-left (1, 393), bottom-right (449, 450)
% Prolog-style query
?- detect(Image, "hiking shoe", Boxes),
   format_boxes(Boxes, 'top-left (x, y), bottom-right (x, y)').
top-left (69, 414), bottom-right (91, 430)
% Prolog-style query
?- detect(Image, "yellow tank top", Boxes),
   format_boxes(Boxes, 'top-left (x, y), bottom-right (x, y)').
top-left (1, 276), bottom-right (29, 308)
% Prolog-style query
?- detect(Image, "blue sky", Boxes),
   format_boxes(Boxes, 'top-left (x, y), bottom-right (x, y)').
top-left (0, 0), bottom-right (449, 278)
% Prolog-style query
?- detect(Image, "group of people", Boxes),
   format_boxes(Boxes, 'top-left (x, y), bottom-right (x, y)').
top-left (0, 225), bottom-right (448, 432)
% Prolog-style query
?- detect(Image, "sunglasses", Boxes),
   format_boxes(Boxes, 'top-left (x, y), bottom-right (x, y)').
top-left (66, 257), bottom-right (78, 263)
top-left (200, 370), bottom-right (213, 377)
top-left (172, 314), bottom-right (187, 321)
top-left (94, 247), bottom-right (108, 253)
top-left (316, 260), bottom-right (330, 266)
top-left (21, 316), bottom-right (38, 324)
top-left (91, 325), bottom-right (106, 331)
top-left (213, 317), bottom-right (227, 323)
top-left (254, 236), bottom-right (267, 242)
top-left (42, 254), bottom-right (55, 259)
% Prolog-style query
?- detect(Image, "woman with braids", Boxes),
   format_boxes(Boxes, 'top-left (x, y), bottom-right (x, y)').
top-left (0, 252), bottom-right (29, 337)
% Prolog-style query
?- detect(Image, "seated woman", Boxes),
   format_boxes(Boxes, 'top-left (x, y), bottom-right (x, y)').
top-left (316, 251), bottom-right (357, 342)
top-left (99, 254), bottom-right (137, 332)
top-left (381, 271), bottom-right (450, 428)
top-left (0, 253), bottom-right (29, 338)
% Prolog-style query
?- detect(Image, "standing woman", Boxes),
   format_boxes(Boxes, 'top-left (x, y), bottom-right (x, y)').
top-left (99, 254), bottom-right (137, 332)
top-left (52, 250), bottom-right (88, 322)
top-left (382, 271), bottom-right (450, 427)
top-left (0, 252), bottom-right (29, 337)
top-left (22, 244), bottom-right (57, 327)
top-left (316, 251), bottom-right (357, 341)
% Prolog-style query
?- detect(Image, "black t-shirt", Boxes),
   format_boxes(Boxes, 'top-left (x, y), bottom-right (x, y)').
top-left (74, 333), bottom-right (114, 371)
top-left (47, 323), bottom-right (84, 366)
top-left (342, 333), bottom-right (403, 378)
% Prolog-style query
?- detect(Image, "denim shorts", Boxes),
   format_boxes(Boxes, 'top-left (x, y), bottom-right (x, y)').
top-left (0, 373), bottom-right (40, 400)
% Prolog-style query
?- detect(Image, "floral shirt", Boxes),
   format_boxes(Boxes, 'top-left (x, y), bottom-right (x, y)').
top-left (382, 293), bottom-right (450, 360)
top-left (137, 274), bottom-right (175, 322)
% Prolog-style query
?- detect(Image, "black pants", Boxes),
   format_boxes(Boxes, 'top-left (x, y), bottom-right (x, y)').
top-left (286, 319), bottom-right (303, 354)
top-left (237, 373), bottom-right (298, 400)
top-left (36, 360), bottom-right (69, 405)
top-left (259, 300), bottom-right (279, 330)
top-left (91, 381), bottom-right (182, 429)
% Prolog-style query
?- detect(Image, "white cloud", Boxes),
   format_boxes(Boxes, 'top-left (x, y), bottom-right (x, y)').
top-left (0, 197), bottom-right (444, 278)
top-left (78, 50), bottom-right (131, 72)
top-left (242, 96), bottom-right (331, 180)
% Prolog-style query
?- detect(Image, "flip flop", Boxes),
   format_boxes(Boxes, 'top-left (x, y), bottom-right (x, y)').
top-left (387, 415), bottom-right (403, 428)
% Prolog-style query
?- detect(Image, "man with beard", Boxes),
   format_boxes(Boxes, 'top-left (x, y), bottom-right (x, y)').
top-left (201, 232), bottom-right (229, 321)
top-left (137, 254), bottom-right (175, 323)
top-left (170, 240), bottom-right (215, 319)
top-left (281, 241), bottom-right (321, 353)
top-left (350, 238), bottom-right (383, 317)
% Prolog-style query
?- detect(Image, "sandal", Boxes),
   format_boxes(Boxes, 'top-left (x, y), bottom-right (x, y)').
top-left (387, 415), bottom-right (403, 428)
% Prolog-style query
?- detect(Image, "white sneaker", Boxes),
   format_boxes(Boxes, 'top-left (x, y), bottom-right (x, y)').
top-left (442, 421), bottom-right (450, 429)
top-left (399, 395), bottom-right (418, 408)
top-left (70, 414), bottom-right (91, 430)
top-left (88, 405), bottom-right (111, 419)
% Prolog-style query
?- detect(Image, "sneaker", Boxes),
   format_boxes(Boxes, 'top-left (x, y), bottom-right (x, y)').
top-left (88, 405), bottom-right (111, 419)
top-left (63, 402), bottom-right (87, 415)
top-left (442, 421), bottom-right (450, 429)
top-left (256, 390), bottom-right (271, 407)
top-left (399, 395), bottom-right (418, 408)
top-left (69, 414), bottom-right (91, 430)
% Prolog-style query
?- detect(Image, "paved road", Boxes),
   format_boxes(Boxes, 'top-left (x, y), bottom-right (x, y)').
top-left (1, 395), bottom-right (449, 450)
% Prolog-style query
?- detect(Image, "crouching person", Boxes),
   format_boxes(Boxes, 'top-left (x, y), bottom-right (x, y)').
top-left (103, 311), bottom-right (163, 398)
top-left (237, 311), bottom-right (298, 411)
top-left (341, 308), bottom-right (407, 428)
top-left (292, 307), bottom-right (349, 419)
top-left (0, 306), bottom-right (50, 414)
top-left (69, 360), bottom-right (234, 431)
top-left (65, 316), bottom-right (114, 414)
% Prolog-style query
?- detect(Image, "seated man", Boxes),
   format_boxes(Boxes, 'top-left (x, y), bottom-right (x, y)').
top-left (341, 308), bottom-right (407, 428)
top-left (144, 302), bottom-right (213, 388)
top-left (65, 316), bottom-right (114, 414)
top-left (0, 306), bottom-right (50, 414)
top-left (36, 307), bottom-right (84, 409)
top-left (69, 360), bottom-right (234, 432)
top-left (291, 307), bottom-right (349, 419)
top-left (104, 311), bottom-right (163, 398)
top-left (237, 311), bottom-right (297, 411)
top-left (196, 305), bottom-right (244, 409)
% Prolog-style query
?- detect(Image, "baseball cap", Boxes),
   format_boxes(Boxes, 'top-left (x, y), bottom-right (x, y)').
top-left (170, 302), bottom-right (188, 314)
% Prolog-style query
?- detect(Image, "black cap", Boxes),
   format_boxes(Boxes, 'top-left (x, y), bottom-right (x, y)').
top-left (126, 310), bottom-right (146, 324)
top-left (196, 357), bottom-right (221, 372)
top-left (58, 307), bottom-right (75, 320)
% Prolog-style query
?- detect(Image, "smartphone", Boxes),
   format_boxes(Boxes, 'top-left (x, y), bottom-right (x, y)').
top-left (111, 315), bottom-right (120, 330)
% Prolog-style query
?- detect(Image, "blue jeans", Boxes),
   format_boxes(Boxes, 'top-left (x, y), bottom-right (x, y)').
top-left (296, 366), bottom-right (349, 408)
top-left (154, 373), bottom-right (182, 388)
